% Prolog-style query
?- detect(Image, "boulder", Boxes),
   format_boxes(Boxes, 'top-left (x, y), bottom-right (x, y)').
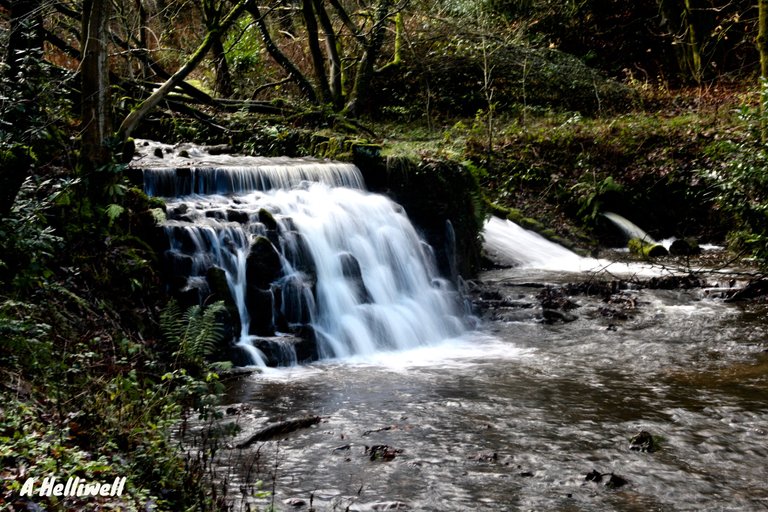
top-left (669, 238), bottom-right (701, 256)
top-left (246, 236), bottom-right (283, 288)
top-left (246, 285), bottom-right (275, 336)
top-left (339, 252), bottom-right (371, 303)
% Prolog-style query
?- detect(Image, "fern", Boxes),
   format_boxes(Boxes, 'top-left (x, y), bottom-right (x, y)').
top-left (161, 300), bottom-right (227, 365)
top-left (159, 299), bottom-right (185, 347)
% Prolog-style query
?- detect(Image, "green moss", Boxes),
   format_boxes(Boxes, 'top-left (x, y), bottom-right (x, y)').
top-left (628, 238), bottom-right (668, 257)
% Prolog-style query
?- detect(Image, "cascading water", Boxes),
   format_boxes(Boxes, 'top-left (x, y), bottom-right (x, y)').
top-left (134, 141), bottom-right (467, 367)
top-left (482, 216), bottom-right (586, 270)
top-left (602, 211), bottom-right (657, 244)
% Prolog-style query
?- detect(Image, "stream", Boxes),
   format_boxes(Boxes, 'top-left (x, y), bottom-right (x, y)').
top-left (136, 142), bottom-right (768, 511)
top-left (213, 262), bottom-right (768, 512)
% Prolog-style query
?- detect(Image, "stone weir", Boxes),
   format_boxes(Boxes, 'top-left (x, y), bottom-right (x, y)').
top-left (131, 140), bottom-right (470, 367)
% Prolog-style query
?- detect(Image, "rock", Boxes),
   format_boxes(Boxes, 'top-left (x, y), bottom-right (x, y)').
top-left (365, 445), bottom-right (403, 461)
top-left (629, 430), bottom-right (657, 452)
top-left (725, 278), bottom-right (768, 302)
top-left (339, 252), bottom-right (371, 303)
top-left (585, 470), bottom-right (628, 489)
top-left (246, 236), bottom-right (283, 288)
top-left (227, 209), bottom-right (250, 223)
top-left (250, 335), bottom-right (307, 365)
top-left (369, 502), bottom-right (409, 510)
top-left (169, 225), bottom-right (198, 253)
top-left (121, 138), bottom-right (136, 163)
top-left (258, 208), bottom-right (278, 230)
top-left (283, 497), bottom-right (307, 507)
top-left (207, 144), bottom-right (235, 155)
top-left (169, 203), bottom-right (189, 218)
top-left (585, 470), bottom-right (603, 483)
top-left (205, 210), bottom-right (226, 220)
top-left (206, 266), bottom-right (242, 341)
top-left (164, 250), bottom-right (193, 278)
top-left (605, 474), bottom-right (628, 489)
top-left (628, 238), bottom-right (668, 257)
top-left (669, 238), bottom-right (701, 256)
top-left (246, 285), bottom-right (275, 336)
top-left (541, 309), bottom-right (578, 323)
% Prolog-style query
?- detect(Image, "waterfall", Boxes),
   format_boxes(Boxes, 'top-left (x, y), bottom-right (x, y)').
top-left (482, 216), bottom-right (588, 270)
top-left (602, 212), bottom-right (657, 244)
top-left (136, 140), bottom-right (467, 367)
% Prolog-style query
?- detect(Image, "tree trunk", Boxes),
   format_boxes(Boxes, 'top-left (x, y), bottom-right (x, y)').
top-left (312, 0), bottom-right (343, 107)
top-left (682, 0), bottom-right (703, 82)
top-left (345, 0), bottom-right (392, 115)
top-left (247, 2), bottom-right (318, 103)
top-left (301, 0), bottom-right (332, 104)
top-left (81, 0), bottom-right (112, 170)
top-left (212, 35), bottom-right (233, 97)
top-left (759, 0), bottom-right (768, 78)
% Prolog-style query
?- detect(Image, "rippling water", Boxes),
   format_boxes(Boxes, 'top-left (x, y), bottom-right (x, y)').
top-left (213, 267), bottom-right (768, 512)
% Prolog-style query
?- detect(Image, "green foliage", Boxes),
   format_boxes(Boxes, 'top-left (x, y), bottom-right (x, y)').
top-left (710, 139), bottom-right (768, 263)
top-left (571, 174), bottom-right (623, 223)
top-left (160, 299), bottom-right (228, 368)
top-left (224, 16), bottom-right (265, 96)
top-left (0, 176), bottom-right (73, 290)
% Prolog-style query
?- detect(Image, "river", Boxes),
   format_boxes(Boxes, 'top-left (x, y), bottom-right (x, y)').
top-left (214, 261), bottom-right (768, 511)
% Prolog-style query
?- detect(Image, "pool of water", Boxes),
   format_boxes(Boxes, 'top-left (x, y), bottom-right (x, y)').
top-left (212, 267), bottom-right (768, 511)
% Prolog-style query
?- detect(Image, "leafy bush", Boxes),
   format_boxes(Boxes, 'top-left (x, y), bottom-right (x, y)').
top-left (709, 139), bottom-right (768, 262)
top-left (0, 176), bottom-right (72, 290)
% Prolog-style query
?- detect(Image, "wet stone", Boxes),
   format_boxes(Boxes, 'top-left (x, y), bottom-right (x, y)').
top-left (585, 470), bottom-right (603, 483)
top-left (205, 210), bottom-right (226, 220)
top-left (365, 445), bottom-right (402, 461)
top-left (629, 430), bottom-right (657, 452)
top-left (283, 497), bottom-right (307, 507)
top-left (227, 209), bottom-right (250, 223)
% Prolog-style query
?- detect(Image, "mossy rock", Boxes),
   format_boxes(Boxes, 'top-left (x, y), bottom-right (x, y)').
top-left (669, 238), bottom-right (701, 256)
top-left (628, 238), bottom-right (668, 257)
top-left (258, 208), bottom-right (278, 231)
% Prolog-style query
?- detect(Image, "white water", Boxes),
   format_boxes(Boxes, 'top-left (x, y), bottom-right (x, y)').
top-left (603, 211), bottom-right (657, 243)
top-left (483, 216), bottom-right (587, 270)
top-left (139, 143), bottom-right (467, 367)
top-left (482, 216), bottom-right (687, 277)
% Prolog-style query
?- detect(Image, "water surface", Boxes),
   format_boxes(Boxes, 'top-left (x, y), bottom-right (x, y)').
top-left (217, 268), bottom-right (768, 511)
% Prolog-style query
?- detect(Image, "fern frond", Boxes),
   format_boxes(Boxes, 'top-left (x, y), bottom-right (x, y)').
top-left (167, 301), bottom-right (228, 363)
top-left (159, 299), bottom-right (185, 347)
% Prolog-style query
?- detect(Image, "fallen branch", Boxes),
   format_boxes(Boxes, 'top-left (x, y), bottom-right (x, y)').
top-left (236, 415), bottom-right (321, 448)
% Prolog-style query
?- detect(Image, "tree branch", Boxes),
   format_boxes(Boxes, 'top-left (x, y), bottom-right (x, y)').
top-left (117, 0), bottom-right (252, 140)
top-left (246, 2), bottom-right (318, 104)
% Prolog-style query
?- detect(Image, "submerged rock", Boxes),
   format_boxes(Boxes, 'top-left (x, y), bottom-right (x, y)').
top-left (365, 445), bottom-right (403, 461)
top-left (585, 470), bottom-right (628, 489)
top-left (629, 430), bottom-right (657, 452)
